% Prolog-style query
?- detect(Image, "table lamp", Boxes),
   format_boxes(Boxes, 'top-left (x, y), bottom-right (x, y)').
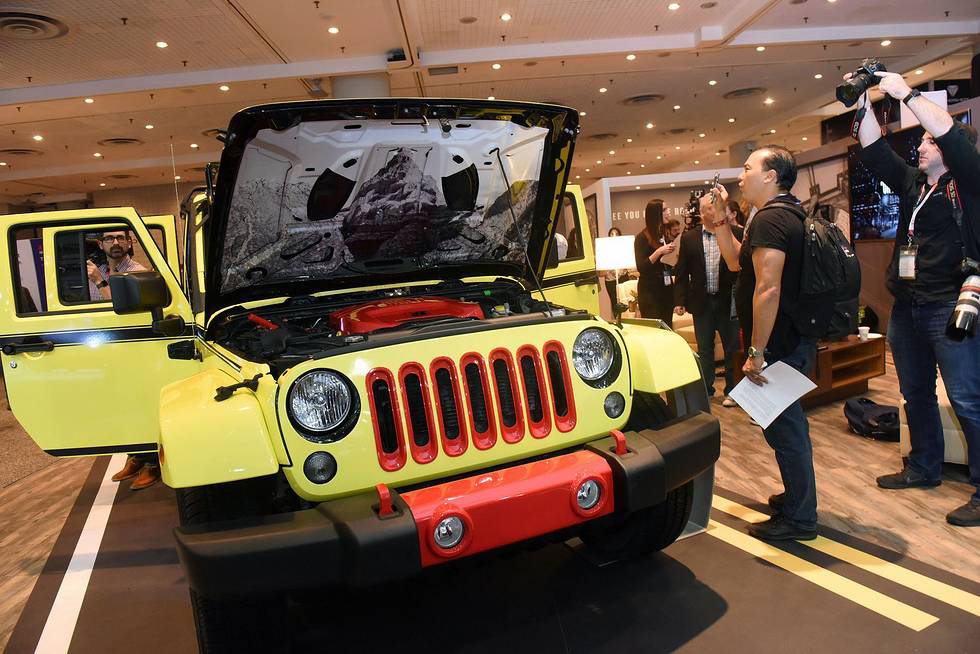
top-left (594, 235), bottom-right (637, 323)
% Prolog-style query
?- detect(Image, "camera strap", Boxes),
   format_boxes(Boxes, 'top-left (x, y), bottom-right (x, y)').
top-left (946, 179), bottom-right (970, 261)
top-left (850, 106), bottom-right (867, 140)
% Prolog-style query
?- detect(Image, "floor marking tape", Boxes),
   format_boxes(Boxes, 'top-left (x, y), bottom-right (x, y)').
top-left (713, 495), bottom-right (980, 619)
top-left (34, 453), bottom-right (126, 654)
top-left (706, 520), bottom-right (939, 631)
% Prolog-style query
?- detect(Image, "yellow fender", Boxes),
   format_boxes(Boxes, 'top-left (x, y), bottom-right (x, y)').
top-left (619, 320), bottom-right (701, 392)
top-left (159, 369), bottom-right (279, 488)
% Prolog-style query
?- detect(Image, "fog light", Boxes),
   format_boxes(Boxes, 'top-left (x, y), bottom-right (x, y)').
top-left (604, 392), bottom-right (625, 418)
top-left (304, 451), bottom-right (337, 484)
top-left (433, 516), bottom-right (465, 549)
top-left (577, 479), bottom-right (601, 510)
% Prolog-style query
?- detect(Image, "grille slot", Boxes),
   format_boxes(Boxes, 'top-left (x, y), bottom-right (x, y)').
top-left (546, 351), bottom-right (568, 417)
top-left (493, 359), bottom-right (516, 427)
top-left (404, 374), bottom-right (429, 446)
top-left (521, 356), bottom-right (543, 423)
top-left (366, 368), bottom-right (406, 471)
top-left (543, 341), bottom-right (577, 432)
top-left (372, 379), bottom-right (398, 453)
top-left (464, 363), bottom-right (488, 433)
top-left (461, 354), bottom-right (497, 450)
top-left (430, 358), bottom-right (468, 456)
top-left (517, 345), bottom-right (552, 438)
top-left (490, 348), bottom-right (525, 444)
top-left (398, 363), bottom-right (438, 464)
top-left (435, 369), bottom-right (460, 439)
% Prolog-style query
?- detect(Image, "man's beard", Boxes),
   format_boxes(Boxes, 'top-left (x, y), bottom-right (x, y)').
top-left (109, 246), bottom-right (124, 258)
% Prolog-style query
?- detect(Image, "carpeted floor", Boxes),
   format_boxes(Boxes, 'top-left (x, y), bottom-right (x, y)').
top-left (0, 374), bottom-right (57, 488)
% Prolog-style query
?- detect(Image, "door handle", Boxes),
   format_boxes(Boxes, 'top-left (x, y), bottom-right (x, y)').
top-left (574, 275), bottom-right (599, 287)
top-left (2, 340), bottom-right (55, 356)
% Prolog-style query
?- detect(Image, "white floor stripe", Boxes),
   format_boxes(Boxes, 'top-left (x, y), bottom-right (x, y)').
top-left (34, 453), bottom-right (126, 654)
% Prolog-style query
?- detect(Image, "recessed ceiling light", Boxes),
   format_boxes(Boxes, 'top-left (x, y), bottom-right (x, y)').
top-left (675, 146), bottom-right (681, 150)
top-left (174, 175), bottom-right (181, 180)
top-left (802, 136), bottom-right (809, 141)
top-left (609, 150), bottom-right (615, 155)
top-left (668, 3), bottom-right (680, 10)
top-left (84, 97), bottom-right (94, 103)
top-left (219, 84), bottom-right (230, 91)
top-left (32, 135), bottom-right (43, 141)
top-left (694, 160), bottom-right (700, 164)
top-left (715, 152), bottom-right (721, 156)
top-left (580, 111), bottom-right (587, 116)
top-left (145, 124), bottom-right (154, 129)
top-left (635, 185), bottom-right (641, 190)
top-left (764, 97), bottom-right (774, 105)
top-left (328, 26), bottom-right (340, 34)
top-left (770, 129), bottom-right (777, 133)
top-left (626, 138), bottom-right (633, 143)
top-left (0, 162), bottom-right (7, 166)
top-left (487, 96), bottom-right (495, 100)
top-left (699, 133), bottom-right (706, 137)
top-left (156, 41), bottom-right (168, 48)
top-left (491, 63), bottom-right (502, 70)
top-left (596, 160), bottom-right (602, 164)
top-left (627, 171), bottom-right (632, 175)
top-left (500, 13), bottom-right (512, 21)
top-left (814, 73), bottom-right (823, 79)
top-left (708, 80), bottom-right (717, 86)
top-left (190, 143), bottom-right (199, 148)
top-left (673, 105), bottom-right (681, 110)
top-left (599, 87), bottom-right (607, 93)
top-left (915, 69), bottom-right (924, 75)
top-left (880, 40), bottom-right (891, 46)
top-left (646, 122), bottom-right (654, 129)
top-left (827, 0), bottom-right (837, 3)
top-left (756, 46), bottom-right (766, 52)
top-left (728, 117), bottom-right (736, 122)
top-left (576, 175), bottom-right (581, 179)
top-left (670, 183), bottom-right (676, 187)
top-left (93, 152), bottom-right (102, 157)
top-left (626, 54), bottom-right (636, 61)
top-left (656, 155), bottom-right (662, 159)
top-left (99, 182), bottom-right (106, 187)
top-left (640, 164), bottom-right (645, 167)
top-left (585, 168), bottom-right (590, 172)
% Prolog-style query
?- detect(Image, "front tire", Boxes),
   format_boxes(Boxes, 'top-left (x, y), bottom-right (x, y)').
top-left (582, 480), bottom-right (694, 559)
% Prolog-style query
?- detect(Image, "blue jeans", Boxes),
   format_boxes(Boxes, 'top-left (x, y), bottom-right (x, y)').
top-left (762, 339), bottom-right (818, 528)
top-left (692, 293), bottom-right (740, 395)
top-left (888, 299), bottom-right (980, 501)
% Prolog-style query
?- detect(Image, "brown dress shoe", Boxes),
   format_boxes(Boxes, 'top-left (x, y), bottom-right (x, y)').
top-left (111, 456), bottom-right (144, 482)
top-left (130, 464), bottom-right (161, 490)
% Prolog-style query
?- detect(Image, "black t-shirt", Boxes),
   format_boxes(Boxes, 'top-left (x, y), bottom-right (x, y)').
top-left (735, 194), bottom-right (806, 360)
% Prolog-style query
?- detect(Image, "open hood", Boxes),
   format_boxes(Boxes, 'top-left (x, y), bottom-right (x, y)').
top-left (204, 98), bottom-right (579, 320)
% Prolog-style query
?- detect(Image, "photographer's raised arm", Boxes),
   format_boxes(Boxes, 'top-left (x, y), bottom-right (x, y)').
top-left (710, 184), bottom-right (741, 271)
top-left (855, 91), bottom-right (883, 148)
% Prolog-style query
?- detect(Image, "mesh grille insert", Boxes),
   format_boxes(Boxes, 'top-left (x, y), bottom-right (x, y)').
top-left (493, 358), bottom-right (517, 428)
top-left (464, 362), bottom-right (489, 433)
top-left (403, 373), bottom-right (429, 447)
top-left (521, 355), bottom-right (543, 423)
top-left (546, 351), bottom-right (569, 417)
top-left (435, 368), bottom-right (460, 439)
top-left (371, 379), bottom-right (398, 454)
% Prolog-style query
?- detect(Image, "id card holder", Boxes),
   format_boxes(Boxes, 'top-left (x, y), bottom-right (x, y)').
top-left (663, 268), bottom-right (673, 286)
top-left (730, 288), bottom-right (738, 321)
top-left (898, 246), bottom-right (917, 280)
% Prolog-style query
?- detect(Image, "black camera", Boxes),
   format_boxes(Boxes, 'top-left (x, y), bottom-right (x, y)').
top-left (947, 258), bottom-right (980, 341)
top-left (836, 58), bottom-right (887, 107)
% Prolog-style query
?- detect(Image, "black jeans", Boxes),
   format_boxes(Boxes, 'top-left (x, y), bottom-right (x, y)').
top-left (692, 293), bottom-right (740, 396)
top-left (762, 339), bottom-right (818, 528)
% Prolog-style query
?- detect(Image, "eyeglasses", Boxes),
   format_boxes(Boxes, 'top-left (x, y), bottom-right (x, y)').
top-left (101, 235), bottom-right (130, 244)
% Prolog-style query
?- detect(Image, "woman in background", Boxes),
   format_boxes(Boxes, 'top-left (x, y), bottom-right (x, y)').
top-left (727, 200), bottom-right (747, 228)
top-left (603, 227), bottom-right (624, 307)
top-left (634, 199), bottom-right (677, 327)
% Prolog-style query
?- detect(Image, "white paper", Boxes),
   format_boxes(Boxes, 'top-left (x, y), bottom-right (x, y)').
top-left (660, 234), bottom-right (682, 267)
top-left (900, 90), bottom-right (947, 129)
top-left (728, 361), bottom-right (817, 429)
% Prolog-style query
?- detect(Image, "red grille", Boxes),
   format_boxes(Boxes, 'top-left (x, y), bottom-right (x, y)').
top-left (367, 347), bottom-right (576, 469)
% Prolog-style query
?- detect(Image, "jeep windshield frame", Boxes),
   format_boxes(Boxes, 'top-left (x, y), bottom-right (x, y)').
top-left (204, 99), bottom-right (578, 321)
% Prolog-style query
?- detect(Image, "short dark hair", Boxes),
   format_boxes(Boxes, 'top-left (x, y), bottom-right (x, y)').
top-left (759, 145), bottom-right (798, 191)
top-left (958, 120), bottom-right (978, 146)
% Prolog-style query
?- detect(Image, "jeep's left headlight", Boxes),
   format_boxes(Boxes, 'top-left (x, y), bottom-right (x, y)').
top-left (573, 328), bottom-right (617, 383)
top-left (288, 370), bottom-right (356, 440)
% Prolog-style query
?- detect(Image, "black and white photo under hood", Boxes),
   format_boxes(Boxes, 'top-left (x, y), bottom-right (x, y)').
top-left (217, 116), bottom-right (553, 296)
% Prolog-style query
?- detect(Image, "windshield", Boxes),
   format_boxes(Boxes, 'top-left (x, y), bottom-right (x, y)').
top-left (219, 119), bottom-right (549, 293)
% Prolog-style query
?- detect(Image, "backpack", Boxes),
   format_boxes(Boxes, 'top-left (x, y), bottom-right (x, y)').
top-left (765, 201), bottom-right (861, 339)
top-left (844, 398), bottom-right (900, 442)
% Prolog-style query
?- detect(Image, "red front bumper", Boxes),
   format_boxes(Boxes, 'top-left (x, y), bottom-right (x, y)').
top-left (402, 450), bottom-right (615, 566)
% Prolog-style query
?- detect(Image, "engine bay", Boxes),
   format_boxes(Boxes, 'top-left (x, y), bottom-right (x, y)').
top-left (211, 280), bottom-right (572, 367)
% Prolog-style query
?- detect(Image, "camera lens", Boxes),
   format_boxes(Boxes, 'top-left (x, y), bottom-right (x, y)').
top-left (836, 77), bottom-right (868, 107)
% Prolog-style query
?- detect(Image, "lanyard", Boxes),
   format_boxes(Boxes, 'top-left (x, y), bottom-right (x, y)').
top-left (907, 182), bottom-right (937, 244)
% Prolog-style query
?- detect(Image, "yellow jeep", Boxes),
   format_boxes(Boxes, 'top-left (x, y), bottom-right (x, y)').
top-left (0, 99), bottom-right (719, 653)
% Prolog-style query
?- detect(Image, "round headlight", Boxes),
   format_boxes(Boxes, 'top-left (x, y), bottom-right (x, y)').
top-left (289, 370), bottom-right (353, 433)
top-left (572, 328), bottom-right (615, 381)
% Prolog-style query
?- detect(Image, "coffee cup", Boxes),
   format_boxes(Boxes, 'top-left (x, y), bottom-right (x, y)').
top-left (858, 326), bottom-right (870, 341)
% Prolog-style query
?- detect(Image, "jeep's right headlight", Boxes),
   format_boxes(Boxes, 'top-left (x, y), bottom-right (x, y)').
top-left (573, 328), bottom-right (616, 381)
top-left (288, 370), bottom-right (355, 439)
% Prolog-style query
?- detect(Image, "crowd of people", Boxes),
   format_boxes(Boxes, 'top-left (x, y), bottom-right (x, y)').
top-left (614, 72), bottom-right (979, 536)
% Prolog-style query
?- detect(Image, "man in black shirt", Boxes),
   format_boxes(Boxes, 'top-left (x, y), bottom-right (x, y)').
top-left (712, 146), bottom-right (818, 541)
top-left (853, 70), bottom-right (980, 527)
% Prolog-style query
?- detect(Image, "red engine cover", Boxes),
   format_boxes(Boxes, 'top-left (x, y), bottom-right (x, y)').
top-left (329, 297), bottom-right (485, 335)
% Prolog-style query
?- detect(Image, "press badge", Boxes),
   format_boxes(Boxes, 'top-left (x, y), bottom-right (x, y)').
top-left (663, 268), bottom-right (673, 286)
top-left (899, 246), bottom-right (917, 280)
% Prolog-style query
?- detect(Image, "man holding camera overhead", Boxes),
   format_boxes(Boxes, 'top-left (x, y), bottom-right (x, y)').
top-left (850, 66), bottom-right (980, 526)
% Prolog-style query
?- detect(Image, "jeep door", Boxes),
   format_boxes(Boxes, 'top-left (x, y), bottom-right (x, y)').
top-left (0, 209), bottom-right (196, 456)
top-left (541, 187), bottom-right (600, 314)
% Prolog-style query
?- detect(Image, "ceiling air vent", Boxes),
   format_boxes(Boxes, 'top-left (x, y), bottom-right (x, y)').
top-left (97, 138), bottom-right (144, 147)
top-left (0, 11), bottom-right (69, 40)
top-left (723, 87), bottom-right (767, 99)
top-left (428, 66), bottom-right (458, 76)
top-left (587, 133), bottom-right (619, 141)
top-left (662, 127), bottom-right (692, 135)
top-left (0, 148), bottom-right (42, 156)
top-left (108, 174), bottom-right (137, 180)
top-left (621, 94), bottom-right (665, 106)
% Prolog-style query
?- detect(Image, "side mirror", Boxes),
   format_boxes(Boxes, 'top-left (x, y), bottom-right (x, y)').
top-left (109, 272), bottom-right (185, 337)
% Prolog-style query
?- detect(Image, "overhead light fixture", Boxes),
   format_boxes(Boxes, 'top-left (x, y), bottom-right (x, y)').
top-left (492, 63), bottom-right (502, 70)
top-left (694, 160), bottom-right (700, 164)
top-left (0, 162), bottom-right (7, 166)
top-left (599, 87), bottom-right (607, 93)
top-left (827, 0), bottom-right (837, 3)
top-left (585, 168), bottom-right (590, 172)
top-left (673, 105), bottom-right (681, 110)
top-left (708, 80), bottom-right (717, 86)
top-left (626, 138), bottom-right (633, 143)
top-left (609, 150), bottom-right (615, 155)
top-left (190, 143), bottom-right (199, 148)
top-left (626, 54), bottom-right (636, 61)
top-left (668, 3), bottom-right (680, 10)
top-left (93, 152), bottom-right (102, 157)
top-left (670, 183), bottom-right (676, 187)
top-left (596, 159), bottom-right (602, 164)
top-left (880, 40), bottom-right (891, 46)
top-left (580, 111), bottom-right (587, 116)
top-left (656, 155), bottom-right (662, 159)
top-left (174, 175), bottom-right (181, 180)
top-left (675, 145), bottom-right (681, 150)
top-left (500, 12), bottom-right (512, 21)
top-left (635, 185), bottom-right (640, 190)
top-left (84, 97), bottom-right (94, 103)
top-left (915, 69), bottom-right (924, 75)
top-left (576, 175), bottom-right (581, 179)
top-left (728, 117), bottom-right (736, 122)
top-left (219, 84), bottom-right (230, 91)
top-left (99, 182), bottom-right (106, 187)
top-left (715, 152), bottom-right (721, 156)
top-left (764, 97), bottom-right (774, 105)
top-left (487, 96), bottom-right (495, 100)
top-left (770, 129), bottom-right (777, 133)
top-left (699, 133), bottom-right (706, 137)
top-left (627, 171), bottom-right (631, 175)
top-left (802, 136), bottom-right (809, 141)
top-left (646, 122), bottom-right (654, 129)
top-left (32, 135), bottom-right (43, 141)
top-left (145, 124), bottom-right (154, 129)
top-left (328, 26), bottom-right (340, 34)
top-left (156, 41), bottom-right (168, 48)
top-left (640, 164), bottom-right (645, 167)
top-left (756, 46), bottom-right (766, 52)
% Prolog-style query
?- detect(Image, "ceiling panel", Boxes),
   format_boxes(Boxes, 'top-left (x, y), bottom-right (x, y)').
top-left (752, 0), bottom-right (980, 29)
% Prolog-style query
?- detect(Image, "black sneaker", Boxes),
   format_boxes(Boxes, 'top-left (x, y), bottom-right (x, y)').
top-left (946, 499), bottom-right (980, 527)
top-left (768, 493), bottom-right (785, 511)
top-left (876, 468), bottom-right (941, 490)
top-left (747, 515), bottom-right (817, 541)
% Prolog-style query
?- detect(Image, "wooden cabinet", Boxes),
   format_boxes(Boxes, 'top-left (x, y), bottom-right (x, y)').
top-left (733, 335), bottom-right (886, 408)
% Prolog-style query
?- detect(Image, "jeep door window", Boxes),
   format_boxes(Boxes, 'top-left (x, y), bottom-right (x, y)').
top-left (557, 193), bottom-right (584, 262)
top-left (9, 226), bottom-right (44, 314)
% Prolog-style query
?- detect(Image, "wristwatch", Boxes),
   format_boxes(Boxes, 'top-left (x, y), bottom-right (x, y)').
top-left (96, 280), bottom-right (109, 289)
top-left (902, 89), bottom-right (921, 106)
top-left (746, 346), bottom-right (763, 359)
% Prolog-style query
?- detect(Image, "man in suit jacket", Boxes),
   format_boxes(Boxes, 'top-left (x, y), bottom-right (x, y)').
top-left (674, 194), bottom-right (743, 405)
